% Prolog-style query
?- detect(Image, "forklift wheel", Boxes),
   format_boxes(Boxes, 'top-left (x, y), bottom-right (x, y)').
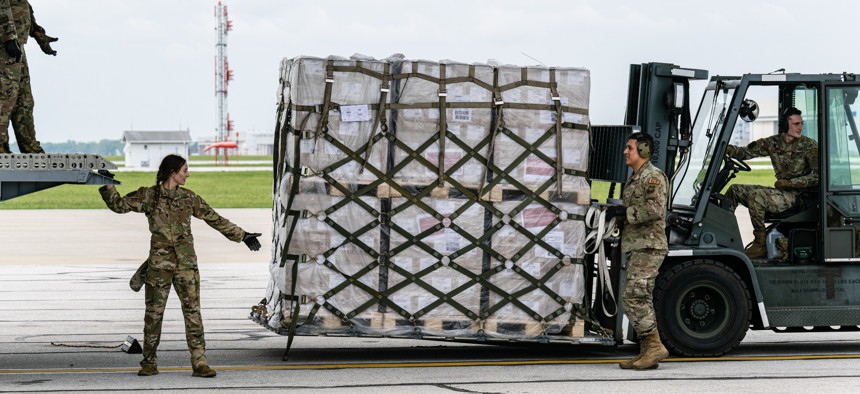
top-left (653, 259), bottom-right (751, 357)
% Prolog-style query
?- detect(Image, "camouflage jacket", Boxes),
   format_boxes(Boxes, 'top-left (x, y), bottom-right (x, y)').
top-left (729, 134), bottom-right (819, 189)
top-left (0, 0), bottom-right (33, 45)
top-left (99, 185), bottom-right (246, 271)
top-left (621, 161), bottom-right (668, 253)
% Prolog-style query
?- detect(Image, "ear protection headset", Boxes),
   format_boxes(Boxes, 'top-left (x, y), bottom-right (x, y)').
top-left (628, 132), bottom-right (653, 159)
top-left (778, 106), bottom-right (801, 133)
top-left (778, 108), bottom-right (789, 133)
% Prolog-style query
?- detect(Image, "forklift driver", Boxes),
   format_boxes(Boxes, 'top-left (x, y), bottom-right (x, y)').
top-left (724, 106), bottom-right (819, 259)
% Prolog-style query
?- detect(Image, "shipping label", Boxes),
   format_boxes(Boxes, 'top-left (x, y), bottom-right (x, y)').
top-left (340, 104), bottom-right (371, 122)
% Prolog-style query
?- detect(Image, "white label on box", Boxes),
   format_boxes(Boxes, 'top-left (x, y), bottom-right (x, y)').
top-left (340, 104), bottom-right (371, 122)
top-left (427, 108), bottom-right (440, 120)
top-left (536, 230), bottom-right (564, 258)
top-left (432, 277), bottom-right (453, 292)
top-left (301, 139), bottom-right (317, 152)
top-left (452, 108), bottom-right (471, 122)
top-left (522, 261), bottom-right (541, 278)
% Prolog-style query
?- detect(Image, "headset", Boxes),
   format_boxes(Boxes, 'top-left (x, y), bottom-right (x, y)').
top-left (778, 106), bottom-right (802, 133)
top-left (628, 132), bottom-right (653, 159)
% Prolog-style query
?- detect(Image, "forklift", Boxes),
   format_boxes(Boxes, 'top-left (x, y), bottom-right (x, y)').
top-left (592, 64), bottom-right (860, 356)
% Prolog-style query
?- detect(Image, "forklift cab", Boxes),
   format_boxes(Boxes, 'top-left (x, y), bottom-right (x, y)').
top-left (670, 72), bottom-right (860, 264)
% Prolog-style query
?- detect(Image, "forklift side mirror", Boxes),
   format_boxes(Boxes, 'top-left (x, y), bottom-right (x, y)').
top-left (664, 82), bottom-right (685, 110)
top-left (739, 99), bottom-right (759, 122)
top-left (844, 89), bottom-right (858, 105)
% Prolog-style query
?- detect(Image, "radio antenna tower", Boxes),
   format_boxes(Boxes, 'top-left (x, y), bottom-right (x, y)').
top-left (209, 1), bottom-right (237, 165)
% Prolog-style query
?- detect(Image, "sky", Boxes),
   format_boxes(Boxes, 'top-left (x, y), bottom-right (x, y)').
top-left (19, 0), bottom-right (860, 144)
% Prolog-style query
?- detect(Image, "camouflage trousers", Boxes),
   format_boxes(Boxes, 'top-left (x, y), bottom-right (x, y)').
top-left (623, 249), bottom-right (666, 337)
top-left (141, 265), bottom-right (208, 369)
top-left (726, 184), bottom-right (799, 233)
top-left (0, 51), bottom-right (44, 154)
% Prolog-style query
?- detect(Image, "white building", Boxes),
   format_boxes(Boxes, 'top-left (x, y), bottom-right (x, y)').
top-left (123, 130), bottom-right (192, 169)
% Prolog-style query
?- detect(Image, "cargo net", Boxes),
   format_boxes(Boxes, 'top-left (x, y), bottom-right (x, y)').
top-left (258, 54), bottom-right (596, 342)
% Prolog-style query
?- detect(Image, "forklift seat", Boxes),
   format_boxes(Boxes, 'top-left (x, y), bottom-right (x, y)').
top-left (764, 191), bottom-right (818, 222)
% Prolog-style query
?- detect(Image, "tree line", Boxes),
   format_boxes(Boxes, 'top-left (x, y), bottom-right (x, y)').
top-left (39, 139), bottom-right (124, 156)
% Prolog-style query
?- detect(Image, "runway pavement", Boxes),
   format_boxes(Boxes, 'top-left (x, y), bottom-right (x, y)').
top-left (9, 208), bottom-right (854, 394)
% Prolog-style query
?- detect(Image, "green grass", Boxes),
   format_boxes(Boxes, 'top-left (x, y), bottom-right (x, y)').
top-left (591, 168), bottom-right (777, 202)
top-left (1, 166), bottom-right (779, 210)
top-left (0, 171), bottom-right (275, 209)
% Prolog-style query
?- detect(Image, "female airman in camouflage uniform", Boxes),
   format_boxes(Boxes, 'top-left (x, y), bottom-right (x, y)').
top-left (99, 154), bottom-right (262, 377)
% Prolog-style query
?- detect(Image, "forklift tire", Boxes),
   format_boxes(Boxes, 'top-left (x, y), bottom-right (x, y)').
top-left (653, 259), bottom-right (751, 357)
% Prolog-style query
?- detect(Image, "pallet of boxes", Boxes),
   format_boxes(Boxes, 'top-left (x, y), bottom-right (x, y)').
top-left (252, 53), bottom-right (596, 344)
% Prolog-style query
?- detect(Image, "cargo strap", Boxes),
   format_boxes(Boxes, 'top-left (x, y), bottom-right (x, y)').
top-left (360, 62), bottom-right (391, 173)
top-left (549, 68), bottom-right (564, 196)
top-left (437, 63), bottom-right (448, 186)
top-left (584, 206), bottom-right (619, 317)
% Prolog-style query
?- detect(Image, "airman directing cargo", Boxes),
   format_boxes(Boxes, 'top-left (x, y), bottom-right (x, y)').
top-left (0, 0), bottom-right (57, 154)
top-left (725, 106), bottom-right (819, 259)
top-left (99, 154), bottom-right (262, 378)
top-left (605, 132), bottom-right (670, 370)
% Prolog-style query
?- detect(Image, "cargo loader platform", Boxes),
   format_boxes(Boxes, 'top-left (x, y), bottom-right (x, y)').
top-left (0, 153), bottom-right (120, 201)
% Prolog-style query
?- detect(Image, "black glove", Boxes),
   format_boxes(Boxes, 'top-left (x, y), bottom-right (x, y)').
top-left (243, 232), bottom-right (262, 251)
top-left (3, 39), bottom-right (21, 62)
top-left (98, 169), bottom-right (115, 179)
top-left (604, 205), bottom-right (627, 219)
top-left (30, 24), bottom-right (57, 56)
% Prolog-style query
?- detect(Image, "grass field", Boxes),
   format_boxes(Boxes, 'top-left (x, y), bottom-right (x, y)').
top-left (0, 171), bottom-right (274, 209)
top-left (591, 167), bottom-right (776, 202)
top-left (1, 166), bottom-right (779, 210)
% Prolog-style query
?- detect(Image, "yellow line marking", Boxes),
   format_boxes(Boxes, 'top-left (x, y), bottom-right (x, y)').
top-left (2, 353), bottom-right (860, 375)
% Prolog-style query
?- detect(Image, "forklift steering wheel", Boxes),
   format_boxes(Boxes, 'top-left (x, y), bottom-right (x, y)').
top-left (726, 155), bottom-right (751, 172)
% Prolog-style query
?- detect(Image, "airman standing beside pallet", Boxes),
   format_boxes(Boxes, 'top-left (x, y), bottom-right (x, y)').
top-left (0, 0), bottom-right (58, 153)
top-left (605, 132), bottom-right (670, 370)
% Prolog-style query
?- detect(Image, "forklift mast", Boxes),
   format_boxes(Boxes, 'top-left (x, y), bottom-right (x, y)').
top-left (589, 63), bottom-right (707, 187)
top-left (624, 63), bottom-right (708, 181)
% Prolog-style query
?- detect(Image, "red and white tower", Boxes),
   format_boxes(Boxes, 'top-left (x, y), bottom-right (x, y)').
top-left (208, 1), bottom-right (238, 165)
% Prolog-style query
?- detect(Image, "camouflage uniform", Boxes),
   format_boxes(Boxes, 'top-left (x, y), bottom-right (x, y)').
top-left (620, 161), bottom-right (668, 337)
top-left (726, 134), bottom-right (819, 232)
top-left (0, 0), bottom-right (43, 153)
top-left (99, 184), bottom-right (247, 370)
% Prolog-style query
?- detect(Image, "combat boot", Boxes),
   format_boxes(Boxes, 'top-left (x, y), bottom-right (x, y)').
top-left (618, 337), bottom-right (647, 369)
top-left (192, 365), bottom-right (217, 378)
top-left (631, 332), bottom-right (668, 370)
top-left (744, 230), bottom-right (767, 259)
top-left (137, 366), bottom-right (159, 376)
